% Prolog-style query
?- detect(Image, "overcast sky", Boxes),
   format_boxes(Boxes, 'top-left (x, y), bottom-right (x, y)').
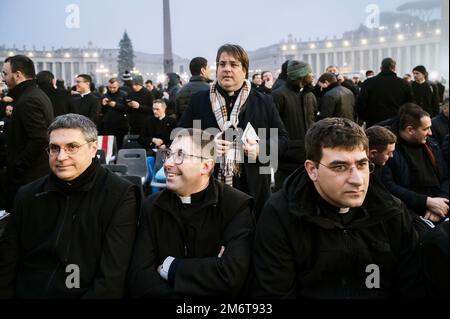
top-left (0, 0), bottom-right (433, 62)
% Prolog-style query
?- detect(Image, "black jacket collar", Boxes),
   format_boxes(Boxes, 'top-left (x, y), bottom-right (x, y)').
top-left (280, 167), bottom-right (403, 229)
top-left (190, 75), bottom-right (211, 83)
top-left (7, 79), bottom-right (36, 100)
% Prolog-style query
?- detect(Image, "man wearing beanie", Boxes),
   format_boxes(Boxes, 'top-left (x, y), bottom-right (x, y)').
top-left (121, 70), bottom-right (133, 95)
top-left (271, 60), bottom-right (317, 191)
top-left (126, 74), bottom-right (155, 134)
top-left (412, 65), bottom-right (440, 117)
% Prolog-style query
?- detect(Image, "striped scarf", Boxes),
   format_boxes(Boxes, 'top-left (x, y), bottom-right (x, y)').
top-left (210, 79), bottom-right (251, 186)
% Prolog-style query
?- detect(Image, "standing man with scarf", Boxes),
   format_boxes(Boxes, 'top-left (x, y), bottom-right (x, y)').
top-left (179, 44), bottom-right (288, 218)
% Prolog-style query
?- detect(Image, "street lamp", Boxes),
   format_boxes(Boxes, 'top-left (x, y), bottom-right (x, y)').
top-left (95, 65), bottom-right (109, 84)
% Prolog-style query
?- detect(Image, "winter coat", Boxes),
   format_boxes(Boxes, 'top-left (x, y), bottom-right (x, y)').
top-left (382, 122), bottom-right (448, 215)
top-left (178, 88), bottom-right (288, 218)
top-left (126, 87), bottom-right (154, 134)
top-left (6, 80), bottom-right (54, 194)
top-left (0, 160), bottom-right (140, 298)
top-left (253, 168), bottom-right (424, 299)
top-left (411, 81), bottom-right (440, 117)
top-left (127, 178), bottom-right (254, 298)
top-left (317, 82), bottom-right (356, 122)
top-left (431, 113), bottom-right (448, 148)
top-left (138, 116), bottom-right (177, 150)
top-left (101, 89), bottom-right (128, 131)
top-left (357, 71), bottom-right (414, 127)
top-left (174, 75), bottom-right (210, 119)
top-left (71, 93), bottom-right (100, 124)
top-left (39, 85), bottom-right (74, 117)
top-left (272, 82), bottom-right (317, 171)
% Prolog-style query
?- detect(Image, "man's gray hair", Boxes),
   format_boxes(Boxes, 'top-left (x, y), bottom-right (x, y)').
top-left (48, 113), bottom-right (98, 142)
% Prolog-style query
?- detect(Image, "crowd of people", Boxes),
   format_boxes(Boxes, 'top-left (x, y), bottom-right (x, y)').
top-left (0, 43), bottom-right (448, 299)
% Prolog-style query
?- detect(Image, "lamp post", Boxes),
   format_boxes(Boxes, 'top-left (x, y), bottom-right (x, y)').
top-left (95, 64), bottom-right (109, 85)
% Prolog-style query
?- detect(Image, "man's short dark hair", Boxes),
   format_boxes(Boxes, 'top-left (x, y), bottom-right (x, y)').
top-left (261, 71), bottom-right (271, 78)
top-left (318, 72), bottom-right (337, 84)
top-left (216, 44), bottom-right (249, 78)
top-left (399, 103), bottom-right (430, 130)
top-left (108, 78), bottom-right (120, 84)
top-left (365, 70), bottom-right (374, 77)
top-left (305, 118), bottom-right (368, 163)
top-left (4, 55), bottom-right (36, 79)
top-left (365, 125), bottom-right (397, 152)
top-left (381, 58), bottom-right (396, 72)
top-left (56, 79), bottom-right (65, 89)
top-left (189, 57), bottom-right (208, 76)
top-left (36, 70), bottom-right (55, 86)
top-left (77, 74), bottom-right (92, 84)
top-left (252, 73), bottom-right (261, 80)
top-left (145, 79), bottom-right (153, 85)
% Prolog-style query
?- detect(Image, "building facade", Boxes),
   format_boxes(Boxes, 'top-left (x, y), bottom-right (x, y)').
top-left (248, 19), bottom-right (446, 82)
top-left (0, 43), bottom-right (189, 88)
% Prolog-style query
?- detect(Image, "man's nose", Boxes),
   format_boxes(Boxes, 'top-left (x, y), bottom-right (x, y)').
top-left (347, 167), bottom-right (364, 185)
top-left (56, 148), bottom-right (69, 161)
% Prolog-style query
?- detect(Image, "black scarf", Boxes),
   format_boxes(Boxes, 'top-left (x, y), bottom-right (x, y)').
top-left (49, 158), bottom-right (100, 194)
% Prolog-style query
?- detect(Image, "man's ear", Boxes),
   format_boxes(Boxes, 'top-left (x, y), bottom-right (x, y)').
top-left (368, 149), bottom-right (378, 160)
top-left (201, 159), bottom-right (215, 176)
top-left (304, 160), bottom-right (318, 181)
top-left (405, 125), bottom-right (415, 136)
top-left (90, 140), bottom-right (98, 158)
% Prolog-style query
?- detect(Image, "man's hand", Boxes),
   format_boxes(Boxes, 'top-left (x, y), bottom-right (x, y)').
top-left (152, 138), bottom-right (164, 147)
top-left (244, 137), bottom-right (259, 161)
top-left (101, 98), bottom-right (109, 106)
top-left (424, 210), bottom-right (442, 223)
top-left (2, 96), bottom-right (14, 103)
top-left (128, 100), bottom-right (140, 109)
top-left (214, 132), bottom-right (232, 157)
top-left (426, 197), bottom-right (449, 218)
top-left (108, 100), bottom-right (116, 107)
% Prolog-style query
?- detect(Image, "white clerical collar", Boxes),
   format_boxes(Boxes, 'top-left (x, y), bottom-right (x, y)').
top-left (178, 196), bottom-right (191, 204)
top-left (80, 91), bottom-right (91, 97)
top-left (339, 207), bottom-right (350, 214)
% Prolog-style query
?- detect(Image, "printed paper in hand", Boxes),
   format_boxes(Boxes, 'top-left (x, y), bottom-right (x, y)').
top-left (241, 122), bottom-right (260, 144)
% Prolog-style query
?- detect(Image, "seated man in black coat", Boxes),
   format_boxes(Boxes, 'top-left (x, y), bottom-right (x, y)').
top-left (0, 114), bottom-right (140, 298)
top-left (253, 118), bottom-right (423, 298)
top-left (382, 103), bottom-right (449, 223)
top-left (138, 99), bottom-right (176, 156)
top-left (128, 128), bottom-right (255, 298)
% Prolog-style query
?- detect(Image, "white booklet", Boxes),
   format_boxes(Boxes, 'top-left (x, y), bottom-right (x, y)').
top-left (241, 122), bottom-right (260, 144)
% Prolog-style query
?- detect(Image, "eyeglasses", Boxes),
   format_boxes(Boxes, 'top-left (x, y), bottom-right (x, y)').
top-left (161, 149), bottom-right (204, 165)
top-left (217, 61), bottom-right (242, 69)
top-left (318, 161), bottom-right (375, 175)
top-left (75, 80), bottom-right (88, 83)
top-left (46, 141), bottom-right (91, 156)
